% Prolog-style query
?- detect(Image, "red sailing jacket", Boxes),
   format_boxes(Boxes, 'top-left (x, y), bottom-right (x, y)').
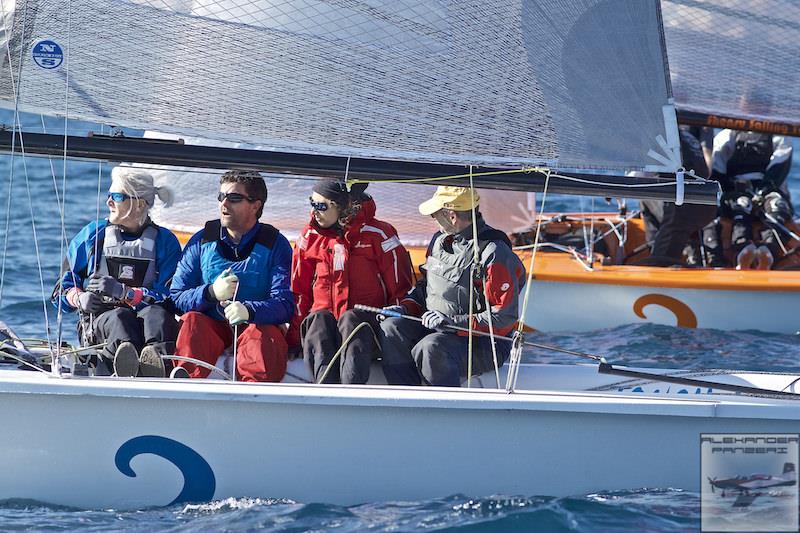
top-left (287, 198), bottom-right (413, 347)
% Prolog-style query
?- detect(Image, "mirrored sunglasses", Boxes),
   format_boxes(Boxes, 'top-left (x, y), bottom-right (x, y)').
top-left (107, 192), bottom-right (131, 203)
top-left (218, 192), bottom-right (257, 203)
top-left (309, 197), bottom-right (331, 212)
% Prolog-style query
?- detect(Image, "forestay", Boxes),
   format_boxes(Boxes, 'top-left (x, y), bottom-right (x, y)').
top-left (0, 0), bottom-right (677, 173)
top-left (663, 0), bottom-right (800, 128)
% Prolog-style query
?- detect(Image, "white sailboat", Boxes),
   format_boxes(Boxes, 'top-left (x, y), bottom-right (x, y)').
top-left (0, 0), bottom-right (798, 511)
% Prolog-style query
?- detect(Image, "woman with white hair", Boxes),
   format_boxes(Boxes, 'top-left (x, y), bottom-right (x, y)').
top-left (53, 166), bottom-right (182, 377)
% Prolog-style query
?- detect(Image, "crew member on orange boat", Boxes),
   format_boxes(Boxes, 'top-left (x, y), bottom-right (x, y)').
top-left (638, 126), bottom-right (717, 267)
top-left (709, 128), bottom-right (794, 270)
top-left (378, 186), bottom-right (526, 387)
top-left (287, 178), bottom-right (413, 384)
top-left (169, 170), bottom-right (293, 381)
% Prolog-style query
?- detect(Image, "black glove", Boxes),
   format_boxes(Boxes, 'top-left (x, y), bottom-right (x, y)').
top-left (87, 275), bottom-right (127, 300)
top-left (76, 291), bottom-right (104, 313)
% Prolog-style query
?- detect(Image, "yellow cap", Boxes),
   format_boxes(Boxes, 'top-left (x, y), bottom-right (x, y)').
top-left (418, 186), bottom-right (480, 216)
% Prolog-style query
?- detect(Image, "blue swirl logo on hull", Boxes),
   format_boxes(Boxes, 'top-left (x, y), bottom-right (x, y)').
top-left (115, 435), bottom-right (216, 505)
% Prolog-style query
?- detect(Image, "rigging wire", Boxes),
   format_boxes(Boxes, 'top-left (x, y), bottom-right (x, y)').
top-left (465, 166), bottom-right (501, 388)
top-left (54, 0), bottom-right (73, 374)
top-left (0, 0), bottom-right (26, 309)
top-left (505, 170), bottom-right (552, 393)
top-left (0, 0), bottom-right (54, 349)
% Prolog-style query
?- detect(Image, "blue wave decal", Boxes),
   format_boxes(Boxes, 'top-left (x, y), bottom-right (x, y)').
top-left (115, 435), bottom-right (216, 505)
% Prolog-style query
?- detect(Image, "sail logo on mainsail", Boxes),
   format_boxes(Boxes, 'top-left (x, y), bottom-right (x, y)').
top-left (31, 40), bottom-right (63, 70)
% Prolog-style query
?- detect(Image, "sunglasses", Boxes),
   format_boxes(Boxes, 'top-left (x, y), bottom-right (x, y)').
top-left (218, 192), bottom-right (258, 203)
top-left (309, 197), bottom-right (333, 212)
top-left (107, 192), bottom-right (131, 203)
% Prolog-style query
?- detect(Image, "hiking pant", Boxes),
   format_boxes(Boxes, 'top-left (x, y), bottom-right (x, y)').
top-left (379, 317), bottom-right (512, 387)
top-left (640, 200), bottom-right (716, 265)
top-left (174, 311), bottom-right (287, 382)
top-left (301, 309), bottom-right (381, 384)
top-left (86, 304), bottom-right (178, 374)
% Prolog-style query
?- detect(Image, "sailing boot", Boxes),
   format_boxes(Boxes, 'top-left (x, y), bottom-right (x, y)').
top-left (755, 245), bottom-right (774, 270)
top-left (138, 343), bottom-right (168, 378)
top-left (113, 342), bottom-right (140, 377)
top-left (683, 241), bottom-right (702, 267)
top-left (735, 242), bottom-right (758, 270)
top-left (170, 366), bottom-right (190, 379)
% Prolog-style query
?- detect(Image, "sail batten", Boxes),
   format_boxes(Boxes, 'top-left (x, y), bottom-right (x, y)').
top-left (0, 0), bottom-right (677, 174)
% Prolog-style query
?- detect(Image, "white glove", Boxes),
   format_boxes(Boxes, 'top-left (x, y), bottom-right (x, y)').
top-left (210, 269), bottom-right (238, 301)
top-left (223, 300), bottom-right (250, 326)
top-left (421, 310), bottom-right (453, 330)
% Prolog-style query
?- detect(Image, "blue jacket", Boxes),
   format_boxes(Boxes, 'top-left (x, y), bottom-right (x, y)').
top-left (170, 220), bottom-right (294, 325)
top-left (54, 219), bottom-right (182, 313)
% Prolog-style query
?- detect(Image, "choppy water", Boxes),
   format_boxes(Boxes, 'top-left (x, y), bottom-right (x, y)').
top-left (0, 110), bottom-right (799, 530)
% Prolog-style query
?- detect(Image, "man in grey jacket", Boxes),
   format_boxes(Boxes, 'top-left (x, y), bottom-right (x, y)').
top-left (379, 186), bottom-right (526, 386)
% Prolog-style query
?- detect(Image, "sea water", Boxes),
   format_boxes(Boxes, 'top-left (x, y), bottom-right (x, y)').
top-left (0, 111), bottom-right (798, 531)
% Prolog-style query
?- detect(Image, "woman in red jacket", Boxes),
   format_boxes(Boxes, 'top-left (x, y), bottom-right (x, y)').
top-left (288, 179), bottom-right (413, 384)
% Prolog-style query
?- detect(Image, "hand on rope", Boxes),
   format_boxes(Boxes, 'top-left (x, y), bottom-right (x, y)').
top-left (222, 300), bottom-right (250, 326)
top-left (87, 275), bottom-right (127, 300)
top-left (76, 291), bottom-right (104, 314)
top-left (421, 310), bottom-right (453, 330)
top-left (210, 268), bottom-right (238, 301)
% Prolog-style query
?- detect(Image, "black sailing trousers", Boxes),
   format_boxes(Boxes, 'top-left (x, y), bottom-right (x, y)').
top-left (82, 303), bottom-right (178, 374)
top-left (301, 309), bottom-right (381, 384)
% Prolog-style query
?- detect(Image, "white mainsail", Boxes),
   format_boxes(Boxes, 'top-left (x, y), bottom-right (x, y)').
top-left (0, 0), bottom-right (677, 172)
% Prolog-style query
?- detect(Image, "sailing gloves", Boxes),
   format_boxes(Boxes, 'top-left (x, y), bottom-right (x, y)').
top-left (76, 291), bottom-right (104, 314)
top-left (210, 269), bottom-right (239, 301)
top-left (422, 310), bottom-right (453, 330)
top-left (223, 301), bottom-right (250, 326)
top-left (87, 275), bottom-right (127, 300)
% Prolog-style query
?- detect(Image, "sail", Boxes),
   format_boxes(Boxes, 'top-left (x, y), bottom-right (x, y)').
top-left (0, 0), bottom-right (678, 173)
top-left (143, 153), bottom-right (535, 245)
top-left (663, 0), bottom-right (800, 132)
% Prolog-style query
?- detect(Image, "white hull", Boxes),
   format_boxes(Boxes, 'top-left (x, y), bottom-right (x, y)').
top-left (524, 280), bottom-right (800, 334)
top-left (2, 362), bottom-right (800, 509)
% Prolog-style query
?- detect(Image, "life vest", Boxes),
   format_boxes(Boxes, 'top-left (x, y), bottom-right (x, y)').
top-left (424, 226), bottom-right (512, 317)
top-left (727, 132), bottom-right (773, 180)
top-left (199, 220), bottom-right (279, 302)
top-left (95, 224), bottom-right (158, 288)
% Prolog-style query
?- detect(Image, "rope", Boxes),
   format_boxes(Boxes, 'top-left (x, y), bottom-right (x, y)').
top-left (506, 170), bottom-right (552, 393)
top-left (160, 355), bottom-right (231, 381)
top-left (317, 321), bottom-right (371, 384)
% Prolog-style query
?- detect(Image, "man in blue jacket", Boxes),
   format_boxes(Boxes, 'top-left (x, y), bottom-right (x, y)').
top-left (170, 170), bottom-right (293, 381)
